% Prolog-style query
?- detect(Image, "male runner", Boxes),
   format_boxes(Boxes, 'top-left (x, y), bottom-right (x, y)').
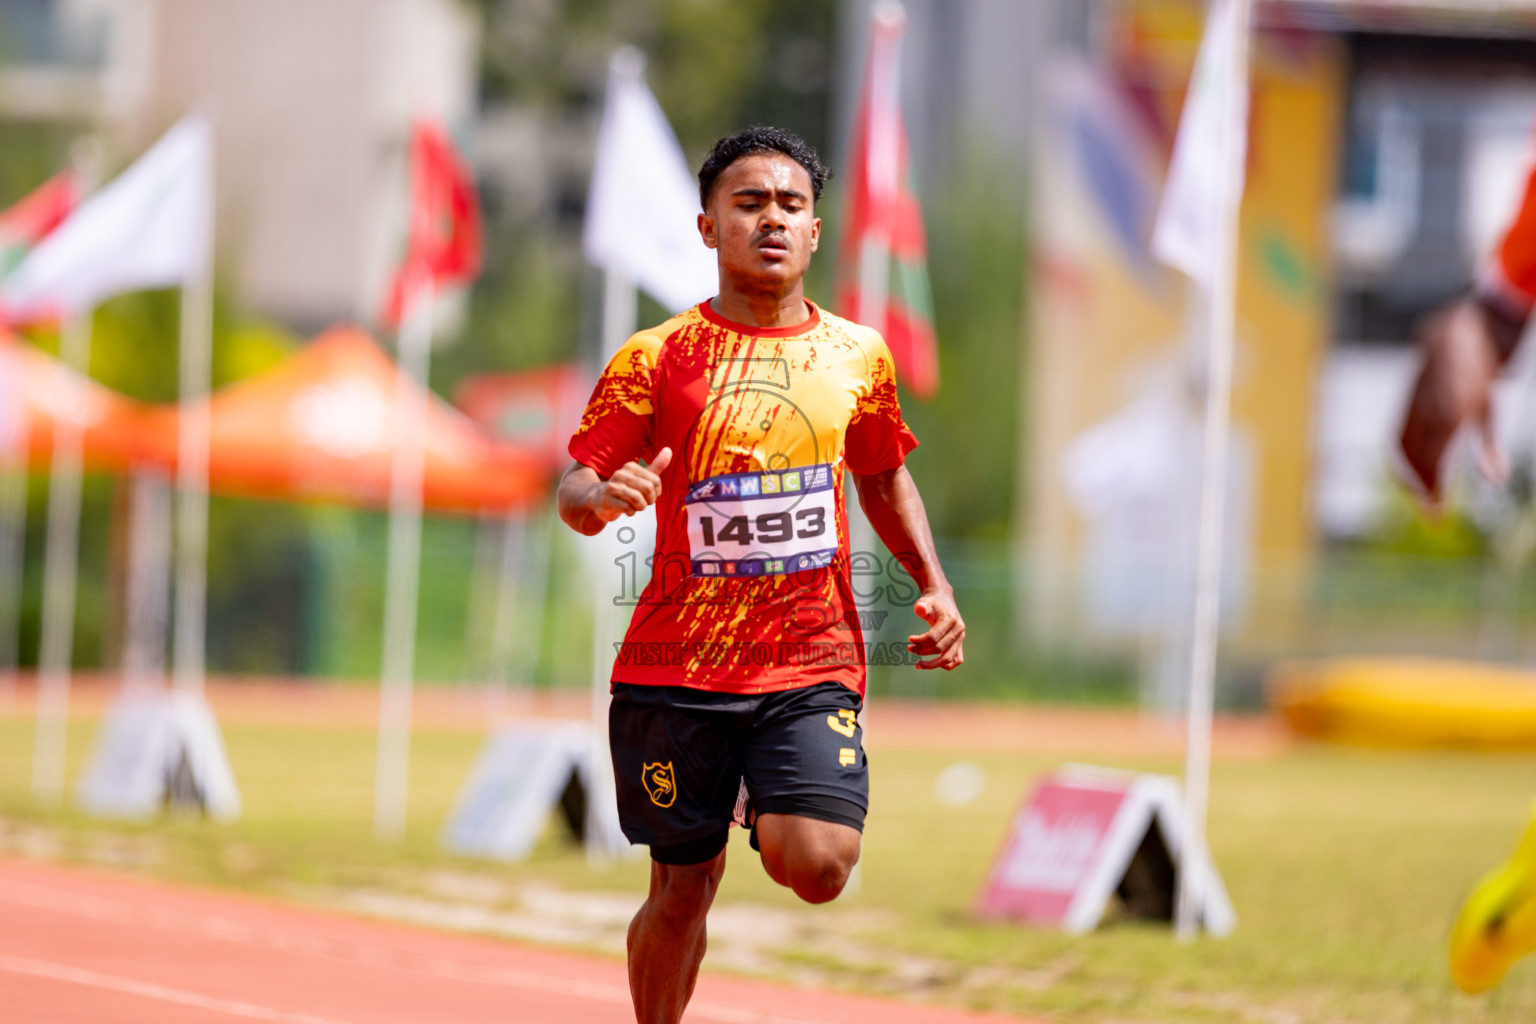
top-left (558, 125), bottom-right (964, 1024)
top-left (1399, 153), bottom-right (1536, 993)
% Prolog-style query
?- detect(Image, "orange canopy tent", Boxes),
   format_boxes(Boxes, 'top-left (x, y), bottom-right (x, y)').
top-left (133, 327), bottom-right (545, 514)
top-left (0, 330), bottom-right (148, 471)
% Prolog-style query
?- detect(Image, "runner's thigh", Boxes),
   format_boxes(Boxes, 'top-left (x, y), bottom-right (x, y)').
top-left (610, 684), bottom-right (745, 848)
top-left (741, 681), bottom-right (868, 828)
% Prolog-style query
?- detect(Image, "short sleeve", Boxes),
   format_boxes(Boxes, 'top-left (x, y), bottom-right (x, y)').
top-left (844, 335), bottom-right (919, 476)
top-left (567, 333), bottom-right (660, 478)
top-left (1494, 162), bottom-right (1536, 309)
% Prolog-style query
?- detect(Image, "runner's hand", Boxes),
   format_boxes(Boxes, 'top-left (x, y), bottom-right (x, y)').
top-left (1400, 299), bottom-right (1507, 504)
top-left (908, 587), bottom-right (964, 671)
top-left (594, 447), bottom-right (673, 521)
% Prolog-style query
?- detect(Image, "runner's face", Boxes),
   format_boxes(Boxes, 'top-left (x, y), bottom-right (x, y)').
top-left (700, 153), bottom-right (820, 290)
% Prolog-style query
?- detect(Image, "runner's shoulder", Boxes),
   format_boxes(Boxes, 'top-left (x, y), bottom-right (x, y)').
top-left (815, 307), bottom-right (896, 378)
top-left (611, 305), bottom-right (705, 368)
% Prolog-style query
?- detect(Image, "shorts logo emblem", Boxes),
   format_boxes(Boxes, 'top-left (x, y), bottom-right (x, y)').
top-left (642, 762), bottom-right (677, 808)
top-left (827, 709), bottom-right (857, 738)
top-left (839, 747), bottom-right (856, 767)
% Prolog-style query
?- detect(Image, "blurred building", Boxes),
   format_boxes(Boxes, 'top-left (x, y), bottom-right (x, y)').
top-left (1018, 0), bottom-right (1536, 684)
top-left (1023, 0), bottom-right (1340, 666)
top-left (0, 0), bottom-right (479, 332)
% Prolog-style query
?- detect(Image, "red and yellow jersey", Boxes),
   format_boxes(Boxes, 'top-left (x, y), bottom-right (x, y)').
top-left (568, 299), bottom-right (917, 696)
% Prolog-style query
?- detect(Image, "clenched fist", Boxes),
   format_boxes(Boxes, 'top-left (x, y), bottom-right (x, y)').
top-left (593, 447), bottom-right (674, 521)
top-left (558, 448), bottom-right (673, 536)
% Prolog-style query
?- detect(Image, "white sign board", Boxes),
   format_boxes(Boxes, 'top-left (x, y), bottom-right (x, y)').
top-left (445, 721), bottom-right (630, 861)
top-left (77, 689), bottom-right (241, 820)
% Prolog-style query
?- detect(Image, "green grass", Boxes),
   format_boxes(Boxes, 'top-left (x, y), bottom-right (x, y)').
top-left (3, 702), bottom-right (1536, 1022)
top-left (865, 747), bottom-right (1536, 1022)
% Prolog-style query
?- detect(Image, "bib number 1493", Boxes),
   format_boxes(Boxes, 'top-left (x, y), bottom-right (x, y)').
top-left (683, 463), bottom-right (838, 578)
top-left (697, 506), bottom-right (825, 546)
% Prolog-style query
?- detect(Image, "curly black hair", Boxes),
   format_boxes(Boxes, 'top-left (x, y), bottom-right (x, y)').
top-left (697, 126), bottom-right (830, 210)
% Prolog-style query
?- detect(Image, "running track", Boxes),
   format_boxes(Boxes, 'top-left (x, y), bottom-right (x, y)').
top-left (0, 857), bottom-right (1032, 1023)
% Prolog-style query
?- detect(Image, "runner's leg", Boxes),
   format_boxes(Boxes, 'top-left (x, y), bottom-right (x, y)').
top-left (741, 681), bottom-right (868, 905)
top-left (754, 813), bottom-right (859, 904)
top-left (610, 685), bottom-right (743, 1023)
top-left (627, 847), bottom-right (727, 1024)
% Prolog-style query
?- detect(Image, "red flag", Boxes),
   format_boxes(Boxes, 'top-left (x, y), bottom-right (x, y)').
top-left (834, 5), bottom-right (939, 399)
top-left (380, 120), bottom-right (484, 328)
top-left (0, 169), bottom-right (81, 324)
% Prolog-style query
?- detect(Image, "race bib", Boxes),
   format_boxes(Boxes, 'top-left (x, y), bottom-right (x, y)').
top-left (684, 463), bottom-right (838, 578)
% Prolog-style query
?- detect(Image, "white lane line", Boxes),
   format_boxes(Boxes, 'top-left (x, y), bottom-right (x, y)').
top-left (0, 953), bottom-right (359, 1024)
top-left (0, 879), bottom-right (840, 1024)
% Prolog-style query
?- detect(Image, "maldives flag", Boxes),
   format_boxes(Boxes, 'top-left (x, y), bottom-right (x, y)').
top-left (835, 4), bottom-right (938, 399)
top-left (0, 169), bottom-right (80, 322)
top-left (380, 119), bottom-right (484, 328)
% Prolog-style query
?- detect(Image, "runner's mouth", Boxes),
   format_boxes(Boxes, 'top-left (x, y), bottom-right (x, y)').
top-left (757, 236), bottom-right (789, 257)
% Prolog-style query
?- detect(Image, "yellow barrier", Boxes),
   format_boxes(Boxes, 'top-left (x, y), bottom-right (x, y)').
top-left (1270, 658), bottom-right (1536, 751)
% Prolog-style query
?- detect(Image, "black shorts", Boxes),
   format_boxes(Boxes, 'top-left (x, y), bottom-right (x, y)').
top-left (609, 680), bottom-right (869, 865)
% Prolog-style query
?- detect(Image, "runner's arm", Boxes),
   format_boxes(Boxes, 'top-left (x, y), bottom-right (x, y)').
top-left (1399, 300), bottom-right (1516, 502)
top-left (852, 466), bottom-right (965, 670)
top-left (558, 448), bottom-right (673, 536)
top-left (1401, 156), bottom-right (1536, 501)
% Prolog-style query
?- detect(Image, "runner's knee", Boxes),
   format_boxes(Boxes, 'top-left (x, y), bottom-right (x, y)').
top-left (784, 850), bottom-right (856, 904)
top-left (755, 815), bottom-right (860, 905)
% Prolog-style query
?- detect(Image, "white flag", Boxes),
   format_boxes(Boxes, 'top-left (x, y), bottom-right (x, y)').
top-left (1, 115), bottom-right (212, 318)
top-left (1151, 0), bottom-right (1249, 288)
top-left (584, 49), bottom-right (716, 314)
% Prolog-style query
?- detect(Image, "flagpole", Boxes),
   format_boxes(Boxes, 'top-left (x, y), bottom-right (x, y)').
top-left (31, 139), bottom-right (100, 805)
top-left (374, 273), bottom-right (432, 841)
top-left (123, 467), bottom-right (173, 694)
top-left (464, 511), bottom-right (500, 682)
top-left (508, 507), bottom-right (551, 700)
top-left (173, 118), bottom-right (216, 699)
top-left (487, 508), bottom-right (531, 699)
top-left (33, 305), bottom-right (92, 804)
top-left (370, 116), bottom-right (484, 841)
top-left (1175, 0), bottom-right (1253, 941)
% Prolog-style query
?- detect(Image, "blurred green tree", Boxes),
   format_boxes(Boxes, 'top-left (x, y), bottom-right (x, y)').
top-left (897, 146), bottom-right (1025, 541)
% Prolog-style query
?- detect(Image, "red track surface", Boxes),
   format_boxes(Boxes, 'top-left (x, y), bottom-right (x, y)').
top-left (0, 856), bottom-right (1031, 1024)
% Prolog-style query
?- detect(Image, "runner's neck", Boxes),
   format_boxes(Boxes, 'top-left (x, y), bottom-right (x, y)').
top-left (709, 288), bottom-right (813, 330)
top-left (700, 296), bottom-right (820, 338)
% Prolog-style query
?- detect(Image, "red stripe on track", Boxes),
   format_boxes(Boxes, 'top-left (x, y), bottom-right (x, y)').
top-left (0, 856), bottom-right (1030, 1023)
